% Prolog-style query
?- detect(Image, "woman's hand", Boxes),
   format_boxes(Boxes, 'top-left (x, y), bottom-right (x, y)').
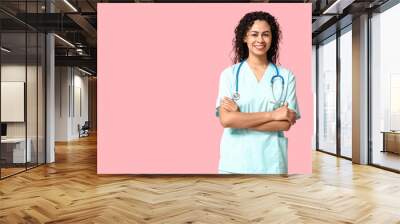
top-left (272, 103), bottom-right (296, 125)
top-left (221, 97), bottom-right (240, 112)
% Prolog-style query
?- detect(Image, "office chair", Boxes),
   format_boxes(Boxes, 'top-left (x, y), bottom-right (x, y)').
top-left (79, 121), bottom-right (90, 138)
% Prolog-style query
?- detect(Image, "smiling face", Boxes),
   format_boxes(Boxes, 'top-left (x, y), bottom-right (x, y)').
top-left (243, 20), bottom-right (272, 59)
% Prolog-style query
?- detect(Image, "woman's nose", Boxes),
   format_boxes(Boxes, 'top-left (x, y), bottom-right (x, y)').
top-left (257, 35), bottom-right (264, 42)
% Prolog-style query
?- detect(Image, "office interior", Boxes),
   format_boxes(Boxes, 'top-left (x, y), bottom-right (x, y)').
top-left (0, 0), bottom-right (399, 176)
top-left (313, 0), bottom-right (400, 172)
top-left (0, 0), bottom-right (97, 179)
top-left (0, 0), bottom-right (400, 222)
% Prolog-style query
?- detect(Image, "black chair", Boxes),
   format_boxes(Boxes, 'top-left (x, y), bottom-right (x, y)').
top-left (79, 121), bottom-right (90, 138)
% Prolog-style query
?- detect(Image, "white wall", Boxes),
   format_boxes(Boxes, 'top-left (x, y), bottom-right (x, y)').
top-left (72, 73), bottom-right (89, 138)
top-left (55, 67), bottom-right (89, 141)
top-left (55, 67), bottom-right (69, 141)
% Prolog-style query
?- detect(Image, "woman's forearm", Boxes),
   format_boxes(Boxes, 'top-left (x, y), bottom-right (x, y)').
top-left (248, 121), bottom-right (291, 132)
top-left (219, 107), bottom-right (276, 129)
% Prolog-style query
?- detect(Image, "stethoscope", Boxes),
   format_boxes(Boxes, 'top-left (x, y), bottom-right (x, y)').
top-left (232, 60), bottom-right (286, 107)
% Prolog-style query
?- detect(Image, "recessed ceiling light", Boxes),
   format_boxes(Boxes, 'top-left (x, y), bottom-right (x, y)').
top-left (54, 34), bottom-right (75, 48)
top-left (322, 0), bottom-right (354, 15)
top-left (78, 67), bottom-right (93, 76)
top-left (63, 0), bottom-right (78, 12)
top-left (1, 47), bottom-right (11, 53)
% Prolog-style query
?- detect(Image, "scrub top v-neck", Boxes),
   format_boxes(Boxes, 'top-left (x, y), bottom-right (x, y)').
top-left (215, 61), bottom-right (301, 174)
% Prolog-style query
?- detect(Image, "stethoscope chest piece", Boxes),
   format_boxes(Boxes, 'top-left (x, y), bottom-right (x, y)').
top-left (232, 92), bottom-right (240, 101)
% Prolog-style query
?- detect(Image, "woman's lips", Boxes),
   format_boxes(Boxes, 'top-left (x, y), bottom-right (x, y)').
top-left (254, 45), bottom-right (265, 50)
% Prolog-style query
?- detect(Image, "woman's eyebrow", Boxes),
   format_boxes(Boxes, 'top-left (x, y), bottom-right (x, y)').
top-left (250, 30), bottom-right (271, 33)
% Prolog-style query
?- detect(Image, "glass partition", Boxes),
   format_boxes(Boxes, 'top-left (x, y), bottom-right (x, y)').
top-left (0, 1), bottom-right (46, 179)
top-left (371, 3), bottom-right (400, 171)
top-left (339, 27), bottom-right (352, 158)
top-left (317, 35), bottom-right (337, 155)
top-left (1, 31), bottom-right (28, 177)
top-left (27, 31), bottom-right (38, 169)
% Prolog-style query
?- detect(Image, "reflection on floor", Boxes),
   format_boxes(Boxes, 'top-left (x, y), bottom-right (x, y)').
top-left (0, 167), bottom-right (25, 178)
top-left (0, 162), bottom-right (41, 178)
top-left (1, 134), bottom-right (400, 223)
top-left (373, 150), bottom-right (400, 171)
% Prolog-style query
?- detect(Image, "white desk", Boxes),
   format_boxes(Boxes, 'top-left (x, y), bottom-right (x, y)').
top-left (1, 138), bottom-right (32, 163)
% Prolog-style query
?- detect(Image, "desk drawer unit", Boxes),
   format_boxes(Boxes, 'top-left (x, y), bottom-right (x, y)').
top-left (382, 132), bottom-right (400, 154)
top-left (0, 138), bottom-right (32, 164)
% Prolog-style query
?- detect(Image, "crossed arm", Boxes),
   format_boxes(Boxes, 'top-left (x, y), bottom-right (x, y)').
top-left (218, 97), bottom-right (297, 132)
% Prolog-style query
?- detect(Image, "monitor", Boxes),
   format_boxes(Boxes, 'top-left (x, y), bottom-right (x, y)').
top-left (1, 123), bottom-right (7, 137)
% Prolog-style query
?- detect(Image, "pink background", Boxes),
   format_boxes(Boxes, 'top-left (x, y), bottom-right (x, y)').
top-left (98, 3), bottom-right (312, 174)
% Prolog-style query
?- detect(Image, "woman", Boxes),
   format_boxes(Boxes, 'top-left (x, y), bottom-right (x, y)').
top-left (215, 11), bottom-right (301, 174)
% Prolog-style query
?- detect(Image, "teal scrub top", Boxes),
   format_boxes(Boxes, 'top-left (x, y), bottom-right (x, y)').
top-left (216, 61), bottom-right (301, 174)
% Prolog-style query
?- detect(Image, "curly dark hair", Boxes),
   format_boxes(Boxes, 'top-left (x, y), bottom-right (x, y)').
top-left (232, 11), bottom-right (282, 65)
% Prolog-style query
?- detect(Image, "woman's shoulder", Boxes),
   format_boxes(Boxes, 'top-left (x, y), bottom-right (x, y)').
top-left (275, 64), bottom-right (295, 79)
top-left (223, 62), bottom-right (242, 73)
top-left (220, 62), bottom-right (242, 78)
top-left (275, 64), bottom-right (291, 74)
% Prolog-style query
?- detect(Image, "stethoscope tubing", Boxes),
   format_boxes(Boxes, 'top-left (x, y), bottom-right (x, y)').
top-left (233, 60), bottom-right (285, 104)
